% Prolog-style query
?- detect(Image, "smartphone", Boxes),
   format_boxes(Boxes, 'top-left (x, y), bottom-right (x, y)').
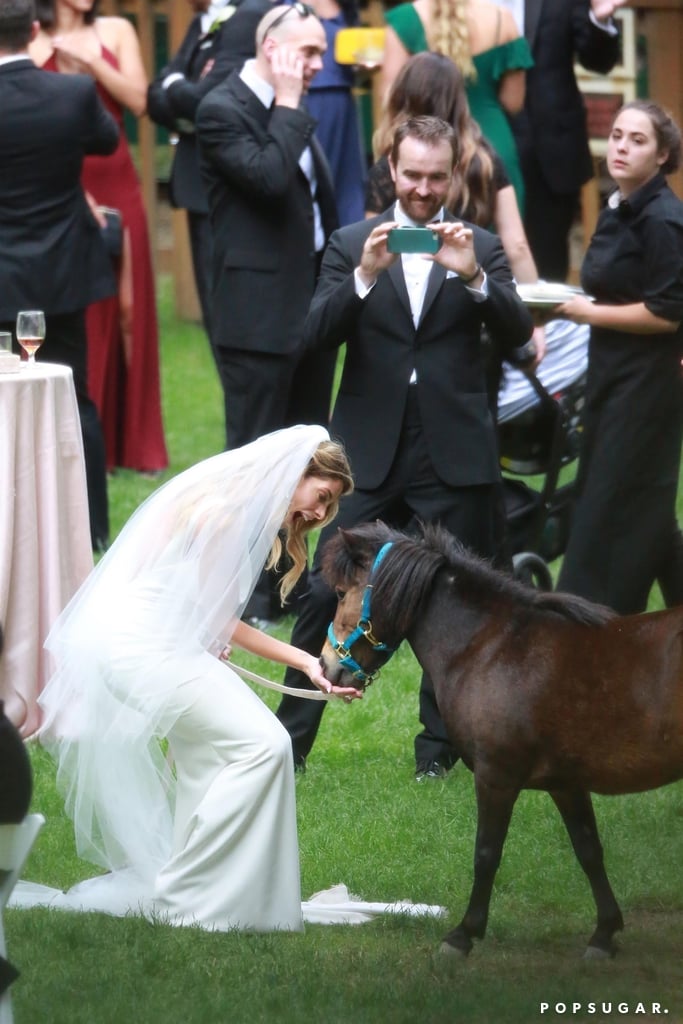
top-left (386, 226), bottom-right (441, 255)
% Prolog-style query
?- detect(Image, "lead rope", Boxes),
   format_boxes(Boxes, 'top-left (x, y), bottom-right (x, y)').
top-left (225, 659), bottom-right (332, 701)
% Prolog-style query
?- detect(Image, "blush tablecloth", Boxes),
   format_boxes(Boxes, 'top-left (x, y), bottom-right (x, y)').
top-left (0, 363), bottom-right (93, 737)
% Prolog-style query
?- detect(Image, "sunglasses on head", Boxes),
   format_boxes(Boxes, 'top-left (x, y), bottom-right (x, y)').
top-left (263, 2), bottom-right (315, 40)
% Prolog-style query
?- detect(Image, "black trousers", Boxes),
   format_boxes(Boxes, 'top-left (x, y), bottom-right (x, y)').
top-left (212, 342), bottom-right (337, 619)
top-left (3, 310), bottom-right (108, 549)
top-left (212, 249), bottom-right (335, 452)
top-left (521, 149), bottom-right (580, 284)
top-left (276, 395), bottom-right (502, 767)
top-left (214, 253), bottom-right (336, 621)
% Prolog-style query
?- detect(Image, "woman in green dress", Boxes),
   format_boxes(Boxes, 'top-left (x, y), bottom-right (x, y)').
top-left (381, 0), bottom-right (532, 212)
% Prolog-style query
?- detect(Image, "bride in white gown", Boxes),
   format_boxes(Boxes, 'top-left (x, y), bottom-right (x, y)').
top-left (36, 425), bottom-right (360, 931)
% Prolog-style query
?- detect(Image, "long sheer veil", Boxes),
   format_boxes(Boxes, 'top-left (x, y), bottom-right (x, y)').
top-left (39, 425), bottom-right (329, 887)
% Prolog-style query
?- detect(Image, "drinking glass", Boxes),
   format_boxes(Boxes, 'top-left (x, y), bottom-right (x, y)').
top-left (0, 332), bottom-right (11, 354)
top-left (16, 311), bottom-right (46, 365)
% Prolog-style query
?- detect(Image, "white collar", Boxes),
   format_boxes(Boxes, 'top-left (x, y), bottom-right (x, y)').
top-left (393, 201), bottom-right (445, 227)
top-left (0, 53), bottom-right (31, 67)
top-left (240, 58), bottom-right (274, 109)
top-left (200, 1), bottom-right (234, 34)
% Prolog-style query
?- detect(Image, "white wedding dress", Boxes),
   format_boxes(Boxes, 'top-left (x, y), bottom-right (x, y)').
top-left (25, 426), bottom-right (444, 931)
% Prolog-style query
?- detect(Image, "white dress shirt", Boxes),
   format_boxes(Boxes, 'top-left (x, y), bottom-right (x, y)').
top-left (354, 203), bottom-right (487, 384)
top-left (200, 0), bottom-right (234, 33)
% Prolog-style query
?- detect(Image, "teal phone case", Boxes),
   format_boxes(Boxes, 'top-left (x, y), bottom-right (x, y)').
top-left (386, 227), bottom-right (441, 254)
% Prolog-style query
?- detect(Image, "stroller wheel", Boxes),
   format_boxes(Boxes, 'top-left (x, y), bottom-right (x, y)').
top-left (513, 551), bottom-right (553, 592)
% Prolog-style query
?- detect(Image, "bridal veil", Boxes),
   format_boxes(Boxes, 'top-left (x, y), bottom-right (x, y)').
top-left (39, 425), bottom-right (329, 887)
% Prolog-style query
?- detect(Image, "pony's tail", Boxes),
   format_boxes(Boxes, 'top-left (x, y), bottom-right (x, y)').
top-left (532, 589), bottom-right (617, 626)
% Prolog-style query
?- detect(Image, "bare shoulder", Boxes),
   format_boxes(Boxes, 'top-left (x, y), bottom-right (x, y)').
top-left (95, 16), bottom-right (141, 49)
top-left (468, 1), bottom-right (520, 46)
top-left (497, 5), bottom-right (522, 42)
top-left (27, 30), bottom-right (53, 67)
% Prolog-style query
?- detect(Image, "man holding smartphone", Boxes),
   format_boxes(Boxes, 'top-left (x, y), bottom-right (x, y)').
top-left (276, 115), bottom-right (534, 779)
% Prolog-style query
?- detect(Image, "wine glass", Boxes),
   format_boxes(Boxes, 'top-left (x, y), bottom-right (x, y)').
top-left (16, 310), bottom-right (46, 366)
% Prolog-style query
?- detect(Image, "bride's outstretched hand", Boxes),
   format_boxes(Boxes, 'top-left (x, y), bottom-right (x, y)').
top-left (303, 655), bottom-right (364, 703)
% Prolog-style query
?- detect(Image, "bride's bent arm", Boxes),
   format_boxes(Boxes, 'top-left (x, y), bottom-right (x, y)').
top-left (230, 620), bottom-right (363, 699)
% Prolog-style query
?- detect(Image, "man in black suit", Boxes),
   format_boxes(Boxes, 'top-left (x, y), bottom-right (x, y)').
top-left (276, 116), bottom-right (534, 777)
top-left (0, 0), bottom-right (118, 551)
top-left (507, 0), bottom-right (626, 282)
top-left (147, 0), bottom-right (273, 350)
top-left (196, 4), bottom-right (338, 450)
top-left (196, 3), bottom-right (338, 623)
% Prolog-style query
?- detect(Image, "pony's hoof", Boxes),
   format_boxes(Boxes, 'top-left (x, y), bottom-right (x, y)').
top-left (439, 940), bottom-right (469, 958)
top-left (583, 944), bottom-right (613, 961)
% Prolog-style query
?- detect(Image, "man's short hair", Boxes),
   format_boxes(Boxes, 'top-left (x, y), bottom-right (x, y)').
top-left (390, 115), bottom-right (459, 170)
top-left (0, 0), bottom-right (34, 52)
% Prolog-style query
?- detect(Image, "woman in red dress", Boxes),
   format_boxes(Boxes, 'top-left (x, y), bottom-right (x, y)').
top-left (31, 0), bottom-right (168, 473)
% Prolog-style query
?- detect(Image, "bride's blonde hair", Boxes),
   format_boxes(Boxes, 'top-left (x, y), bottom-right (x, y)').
top-left (269, 439), bottom-right (353, 602)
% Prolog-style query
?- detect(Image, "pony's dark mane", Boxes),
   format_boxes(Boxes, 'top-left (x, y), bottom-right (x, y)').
top-left (322, 522), bottom-right (615, 646)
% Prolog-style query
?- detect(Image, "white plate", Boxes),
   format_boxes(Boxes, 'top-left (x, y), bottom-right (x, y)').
top-left (516, 283), bottom-right (592, 308)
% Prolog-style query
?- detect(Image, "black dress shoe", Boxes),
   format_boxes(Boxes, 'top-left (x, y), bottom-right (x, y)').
top-left (293, 756), bottom-right (306, 775)
top-left (415, 760), bottom-right (448, 781)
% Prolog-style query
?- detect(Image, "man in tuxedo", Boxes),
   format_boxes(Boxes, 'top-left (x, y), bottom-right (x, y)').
top-left (505, 0), bottom-right (626, 282)
top-left (0, 0), bottom-right (118, 551)
top-left (275, 116), bottom-right (534, 777)
top-left (196, 4), bottom-right (338, 449)
top-left (196, 4), bottom-right (338, 623)
top-left (147, 0), bottom-right (274, 351)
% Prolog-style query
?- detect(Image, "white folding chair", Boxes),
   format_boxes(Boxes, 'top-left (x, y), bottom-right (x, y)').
top-left (0, 815), bottom-right (45, 1024)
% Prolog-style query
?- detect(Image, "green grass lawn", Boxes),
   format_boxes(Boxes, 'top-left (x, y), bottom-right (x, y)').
top-left (7, 279), bottom-right (683, 1023)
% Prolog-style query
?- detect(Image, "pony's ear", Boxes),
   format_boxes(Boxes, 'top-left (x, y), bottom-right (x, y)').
top-left (337, 527), bottom-right (358, 557)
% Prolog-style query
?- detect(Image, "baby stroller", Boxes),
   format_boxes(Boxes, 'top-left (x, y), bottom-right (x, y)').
top-left (496, 320), bottom-right (589, 591)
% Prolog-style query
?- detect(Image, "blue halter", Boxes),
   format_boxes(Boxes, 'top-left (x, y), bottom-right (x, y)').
top-left (326, 542), bottom-right (398, 686)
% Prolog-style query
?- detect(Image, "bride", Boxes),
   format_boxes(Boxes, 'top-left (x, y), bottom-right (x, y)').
top-left (38, 425), bottom-right (358, 931)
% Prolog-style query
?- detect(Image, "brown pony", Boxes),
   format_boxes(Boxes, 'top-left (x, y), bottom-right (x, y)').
top-left (320, 521), bottom-right (683, 958)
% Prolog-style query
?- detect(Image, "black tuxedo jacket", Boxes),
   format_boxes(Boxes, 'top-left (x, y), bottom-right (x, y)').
top-left (0, 60), bottom-right (118, 320)
top-left (148, 0), bottom-right (272, 214)
top-left (510, 0), bottom-right (620, 195)
top-left (306, 211), bottom-right (534, 490)
top-left (196, 70), bottom-right (338, 355)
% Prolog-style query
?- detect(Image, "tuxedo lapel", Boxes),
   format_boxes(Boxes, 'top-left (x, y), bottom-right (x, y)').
top-left (230, 74), bottom-right (271, 128)
top-left (419, 261), bottom-right (447, 327)
top-left (311, 136), bottom-right (333, 197)
top-left (186, 19), bottom-right (211, 76)
top-left (387, 258), bottom-right (413, 321)
top-left (524, 0), bottom-right (543, 46)
top-left (419, 210), bottom-right (454, 326)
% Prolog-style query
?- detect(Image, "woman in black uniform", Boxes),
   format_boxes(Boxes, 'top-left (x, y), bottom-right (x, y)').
top-left (557, 100), bottom-right (683, 614)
